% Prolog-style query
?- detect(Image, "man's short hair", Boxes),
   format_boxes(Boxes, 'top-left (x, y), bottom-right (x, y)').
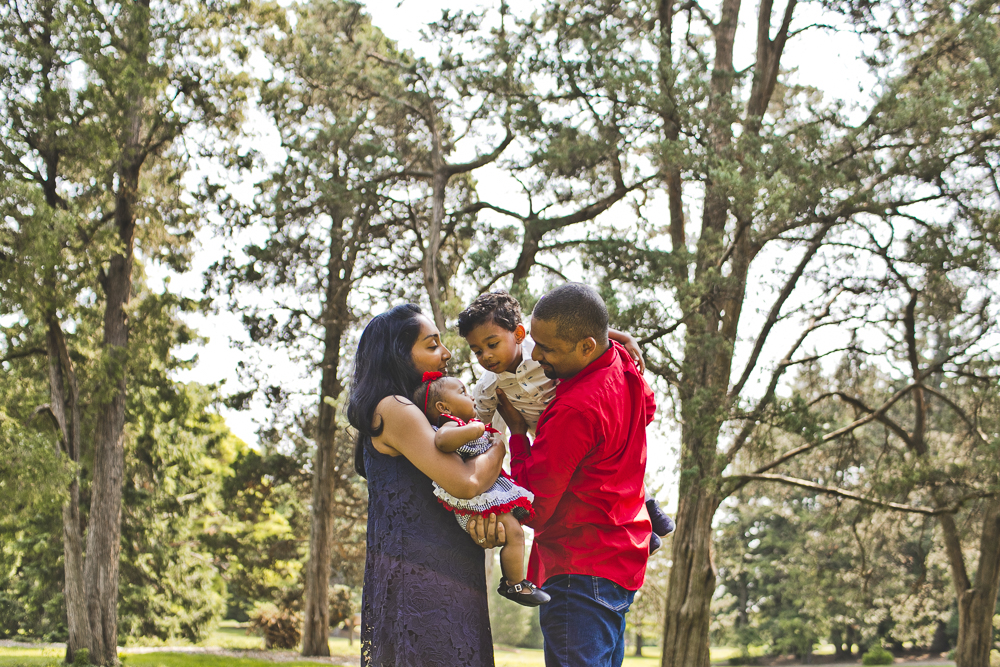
top-left (457, 291), bottom-right (523, 337)
top-left (532, 283), bottom-right (609, 346)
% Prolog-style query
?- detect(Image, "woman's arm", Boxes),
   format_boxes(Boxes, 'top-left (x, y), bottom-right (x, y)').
top-left (608, 327), bottom-right (645, 374)
top-left (373, 396), bottom-right (505, 499)
top-left (434, 421), bottom-right (486, 453)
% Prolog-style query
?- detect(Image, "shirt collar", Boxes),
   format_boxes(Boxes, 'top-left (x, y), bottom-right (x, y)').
top-left (554, 341), bottom-right (623, 395)
top-left (497, 335), bottom-right (536, 378)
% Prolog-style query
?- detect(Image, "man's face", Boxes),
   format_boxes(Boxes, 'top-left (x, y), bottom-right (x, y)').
top-left (465, 321), bottom-right (525, 374)
top-left (529, 316), bottom-right (590, 380)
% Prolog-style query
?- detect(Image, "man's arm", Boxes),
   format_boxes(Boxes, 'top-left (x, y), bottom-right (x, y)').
top-left (508, 401), bottom-right (596, 530)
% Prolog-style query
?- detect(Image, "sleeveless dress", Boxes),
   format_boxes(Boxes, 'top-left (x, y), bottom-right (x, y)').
top-left (361, 436), bottom-right (495, 667)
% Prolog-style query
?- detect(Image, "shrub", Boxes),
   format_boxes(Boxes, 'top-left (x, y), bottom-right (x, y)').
top-left (72, 648), bottom-right (91, 666)
top-left (249, 602), bottom-right (302, 649)
top-left (861, 645), bottom-right (894, 665)
top-left (328, 585), bottom-right (353, 628)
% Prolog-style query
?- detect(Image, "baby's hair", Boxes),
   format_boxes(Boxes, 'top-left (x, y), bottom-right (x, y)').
top-left (457, 291), bottom-right (523, 337)
top-left (412, 374), bottom-right (452, 423)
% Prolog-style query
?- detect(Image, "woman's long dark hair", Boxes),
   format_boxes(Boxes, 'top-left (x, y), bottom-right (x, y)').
top-left (347, 303), bottom-right (426, 478)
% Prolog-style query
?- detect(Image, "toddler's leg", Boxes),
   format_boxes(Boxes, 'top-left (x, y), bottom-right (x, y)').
top-left (496, 513), bottom-right (550, 607)
top-left (646, 495), bottom-right (675, 537)
top-left (497, 513), bottom-right (526, 584)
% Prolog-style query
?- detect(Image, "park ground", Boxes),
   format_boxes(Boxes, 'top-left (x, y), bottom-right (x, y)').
top-left (0, 622), bottom-right (956, 667)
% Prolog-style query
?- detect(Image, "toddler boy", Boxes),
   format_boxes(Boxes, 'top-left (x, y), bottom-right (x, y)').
top-left (457, 291), bottom-right (675, 553)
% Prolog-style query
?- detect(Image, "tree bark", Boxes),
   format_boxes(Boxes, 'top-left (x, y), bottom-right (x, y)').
top-left (85, 4), bottom-right (147, 651)
top-left (301, 216), bottom-right (354, 656)
top-left (950, 497), bottom-right (1000, 667)
top-left (662, 489), bottom-right (721, 667)
top-left (45, 319), bottom-right (93, 660)
top-left (86, 251), bottom-right (132, 664)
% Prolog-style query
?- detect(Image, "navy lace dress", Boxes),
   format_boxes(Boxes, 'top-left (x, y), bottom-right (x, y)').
top-left (361, 436), bottom-right (495, 667)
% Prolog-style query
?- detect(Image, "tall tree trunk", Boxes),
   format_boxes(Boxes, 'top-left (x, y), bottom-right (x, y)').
top-left (662, 489), bottom-right (721, 667)
top-left (85, 250), bottom-right (132, 664)
top-left (301, 222), bottom-right (352, 656)
top-left (45, 319), bottom-right (93, 660)
top-left (85, 18), bottom-right (146, 653)
top-left (949, 497), bottom-right (1000, 667)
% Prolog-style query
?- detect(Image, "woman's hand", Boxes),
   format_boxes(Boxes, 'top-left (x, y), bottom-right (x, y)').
top-left (373, 396), bottom-right (504, 499)
top-left (486, 427), bottom-right (508, 455)
top-left (467, 513), bottom-right (507, 549)
top-left (495, 388), bottom-right (529, 435)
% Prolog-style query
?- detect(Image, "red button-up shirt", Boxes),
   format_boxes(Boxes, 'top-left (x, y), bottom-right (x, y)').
top-left (509, 341), bottom-right (656, 590)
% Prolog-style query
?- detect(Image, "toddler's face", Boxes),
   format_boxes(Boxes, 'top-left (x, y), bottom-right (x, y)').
top-left (465, 321), bottom-right (525, 375)
top-left (437, 377), bottom-right (476, 422)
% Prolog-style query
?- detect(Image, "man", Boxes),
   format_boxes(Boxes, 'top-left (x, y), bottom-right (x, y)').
top-left (471, 283), bottom-right (655, 667)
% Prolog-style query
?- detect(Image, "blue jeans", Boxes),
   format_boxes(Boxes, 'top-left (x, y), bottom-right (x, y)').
top-left (539, 574), bottom-right (636, 667)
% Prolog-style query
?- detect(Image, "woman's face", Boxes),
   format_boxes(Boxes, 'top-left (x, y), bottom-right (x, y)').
top-left (411, 315), bottom-right (452, 374)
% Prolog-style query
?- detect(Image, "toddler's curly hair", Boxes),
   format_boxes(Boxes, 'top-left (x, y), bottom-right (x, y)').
top-left (457, 291), bottom-right (523, 337)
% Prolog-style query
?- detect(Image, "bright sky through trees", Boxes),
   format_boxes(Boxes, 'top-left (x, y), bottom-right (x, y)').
top-left (164, 0), bottom-right (880, 510)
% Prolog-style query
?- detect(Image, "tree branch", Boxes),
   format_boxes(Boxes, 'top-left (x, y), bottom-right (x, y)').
top-left (1, 347), bottom-right (46, 364)
top-left (728, 219), bottom-right (836, 402)
top-left (726, 473), bottom-right (992, 515)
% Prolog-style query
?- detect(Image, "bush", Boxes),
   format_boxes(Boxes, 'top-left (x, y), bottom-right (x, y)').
top-left (248, 602), bottom-right (302, 649)
top-left (328, 585), bottom-right (353, 628)
top-left (861, 645), bottom-right (894, 665)
top-left (71, 648), bottom-right (91, 667)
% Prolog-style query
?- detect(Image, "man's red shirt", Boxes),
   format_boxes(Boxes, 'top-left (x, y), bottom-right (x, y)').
top-left (509, 341), bottom-right (656, 590)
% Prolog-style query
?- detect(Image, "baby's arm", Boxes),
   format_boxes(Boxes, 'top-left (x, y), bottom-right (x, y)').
top-left (434, 421), bottom-right (487, 453)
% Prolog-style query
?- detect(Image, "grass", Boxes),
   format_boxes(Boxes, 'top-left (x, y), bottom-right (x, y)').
top-left (0, 649), bottom-right (339, 667)
top-left (0, 642), bottom-right (711, 667)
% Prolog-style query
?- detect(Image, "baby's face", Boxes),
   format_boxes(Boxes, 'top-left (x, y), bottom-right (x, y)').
top-left (437, 377), bottom-right (476, 422)
top-left (465, 321), bottom-right (525, 375)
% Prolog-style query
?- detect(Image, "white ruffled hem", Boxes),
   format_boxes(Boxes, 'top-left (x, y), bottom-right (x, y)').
top-left (432, 481), bottom-right (534, 511)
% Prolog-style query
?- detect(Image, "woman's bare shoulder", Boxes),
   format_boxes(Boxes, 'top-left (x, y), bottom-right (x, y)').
top-left (372, 395), bottom-right (427, 455)
top-left (375, 394), bottom-right (417, 419)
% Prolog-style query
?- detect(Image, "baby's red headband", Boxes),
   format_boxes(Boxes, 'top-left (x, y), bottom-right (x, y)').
top-left (422, 372), bottom-right (444, 414)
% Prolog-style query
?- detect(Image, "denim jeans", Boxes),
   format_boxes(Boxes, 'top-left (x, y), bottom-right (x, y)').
top-left (538, 574), bottom-right (636, 667)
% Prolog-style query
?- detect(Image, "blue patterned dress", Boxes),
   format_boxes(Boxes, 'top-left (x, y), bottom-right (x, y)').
top-left (361, 436), bottom-right (495, 667)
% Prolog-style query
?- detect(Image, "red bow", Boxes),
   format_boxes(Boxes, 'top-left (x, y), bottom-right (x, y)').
top-left (422, 372), bottom-right (444, 414)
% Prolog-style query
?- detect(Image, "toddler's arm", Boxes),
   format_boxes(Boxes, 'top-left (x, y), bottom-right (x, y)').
top-left (473, 376), bottom-right (498, 424)
top-left (609, 327), bottom-right (645, 374)
top-left (434, 421), bottom-right (487, 453)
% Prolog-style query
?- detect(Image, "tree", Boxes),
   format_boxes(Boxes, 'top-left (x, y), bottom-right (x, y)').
top-left (207, 0), bottom-right (406, 654)
top-left (1, 0), bottom-right (253, 660)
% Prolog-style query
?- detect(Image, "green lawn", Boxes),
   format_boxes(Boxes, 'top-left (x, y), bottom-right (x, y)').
top-left (0, 642), bottom-right (726, 667)
top-left (0, 642), bottom-right (743, 667)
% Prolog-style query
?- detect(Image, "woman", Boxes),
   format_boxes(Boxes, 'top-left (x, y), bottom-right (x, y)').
top-left (347, 304), bottom-right (505, 667)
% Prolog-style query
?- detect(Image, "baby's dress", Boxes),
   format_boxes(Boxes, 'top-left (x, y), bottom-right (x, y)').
top-left (432, 417), bottom-right (535, 531)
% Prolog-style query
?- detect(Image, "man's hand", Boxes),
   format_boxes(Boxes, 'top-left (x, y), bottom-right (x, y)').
top-left (467, 513), bottom-right (507, 549)
top-left (495, 388), bottom-right (529, 435)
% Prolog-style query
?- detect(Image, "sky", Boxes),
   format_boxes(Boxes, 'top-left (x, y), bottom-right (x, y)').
top-left (165, 0), bottom-right (880, 513)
